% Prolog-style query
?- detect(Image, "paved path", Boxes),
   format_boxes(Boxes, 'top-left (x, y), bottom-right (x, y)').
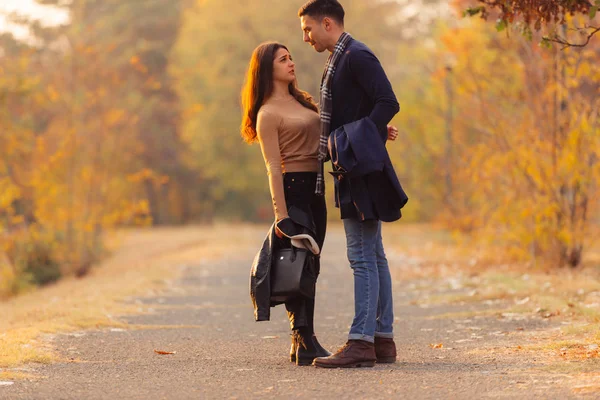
top-left (3, 229), bottom-right (586, 399)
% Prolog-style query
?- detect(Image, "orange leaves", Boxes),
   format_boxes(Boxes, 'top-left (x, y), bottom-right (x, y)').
top-left (127, 169), bottom-right (162, 184)
top-left (182, 103), bottom-right (205, 123)
top-left (558, 344), bottom-right (600, 360)
top-left (154, 349), bottom-right (176, 355)
top-left (430, 343), bottom-right (444, 349)
top-left (46, 86), bottom-right (60, 103)
top-left (105, 109), bottom-right (127, 126)
top-left (130, 55), bottom-right (148, 74)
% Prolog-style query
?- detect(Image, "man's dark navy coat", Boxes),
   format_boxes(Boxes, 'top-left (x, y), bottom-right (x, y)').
top-left (328, 37), bottom-right (408, 221)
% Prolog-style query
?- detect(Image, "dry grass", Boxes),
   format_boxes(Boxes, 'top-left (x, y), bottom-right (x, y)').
top-left (421, 272), bottom-right (600, 322)
top-left (386, 223), bottom-right (600, 377)
top-left (0, 370), bottom-right (38, 381)
top-left (0, 224), bottom-right (265, 371)
top-left (421, 308), bottom-right (509, 320)
top-left (385, 223), bottom-right (600, 314)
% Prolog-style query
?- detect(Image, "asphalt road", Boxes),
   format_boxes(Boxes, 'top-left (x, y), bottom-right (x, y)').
top-left (2, 229), bottom-right (586, 399)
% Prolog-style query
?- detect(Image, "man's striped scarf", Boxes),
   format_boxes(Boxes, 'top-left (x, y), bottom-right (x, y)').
top-left (315, 32), bottom-right (352, 195)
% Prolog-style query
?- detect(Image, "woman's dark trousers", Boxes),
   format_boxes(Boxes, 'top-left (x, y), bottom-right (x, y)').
top-left (279, 172), bottom-right (327, 333)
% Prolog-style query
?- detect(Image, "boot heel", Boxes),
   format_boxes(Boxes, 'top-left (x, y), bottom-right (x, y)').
top-left (290, 333), bottom-right (298, 363)
top-left (376, 356), bottom-right (396, 363)
top-left (296, 357), bottom-right (315, 366)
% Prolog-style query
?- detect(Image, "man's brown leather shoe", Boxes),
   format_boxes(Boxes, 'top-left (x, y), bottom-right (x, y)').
top-left (374, 337), bottom-right (397, 363)
top-left (313, 340), bottom-right (376, 368)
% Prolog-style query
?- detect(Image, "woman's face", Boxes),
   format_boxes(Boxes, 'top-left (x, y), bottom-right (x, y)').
top-left (272, 47), bottom-right (296, 85)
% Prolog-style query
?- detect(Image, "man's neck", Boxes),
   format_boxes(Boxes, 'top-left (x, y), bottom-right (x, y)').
top-left (326, 30), bottom-right (345, 53)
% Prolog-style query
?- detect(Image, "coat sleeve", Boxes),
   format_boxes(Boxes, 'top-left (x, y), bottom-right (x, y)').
top-left (348, 49), bottom-right (400, 135)
top-left (250, 225), bottom-right (274, 321)
top-left (257, 108), bottom-right (289, 221)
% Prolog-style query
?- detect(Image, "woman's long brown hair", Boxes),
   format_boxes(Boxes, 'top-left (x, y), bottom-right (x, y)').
top-left (240, 42), bottom-right (318, 144)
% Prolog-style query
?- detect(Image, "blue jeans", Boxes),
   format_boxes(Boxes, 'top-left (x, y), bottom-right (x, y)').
top-left (343, 218), bottom-right (394, 343)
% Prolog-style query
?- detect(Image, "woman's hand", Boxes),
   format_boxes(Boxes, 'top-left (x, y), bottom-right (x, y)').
top-left (275, 218), bottom-right (286, 239)
top-left (275, 225), bottom-right (284, 239)
top-left (387, 125), bottom-right (399, 141)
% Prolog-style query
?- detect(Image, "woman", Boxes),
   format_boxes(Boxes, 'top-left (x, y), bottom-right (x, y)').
top-left (240, 42), bottom-right (398, 366)
top-left (241, 42), bottom-right (330, 366)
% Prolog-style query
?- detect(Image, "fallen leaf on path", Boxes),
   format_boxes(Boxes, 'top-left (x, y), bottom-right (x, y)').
top-left (430, 343), bottom-right (443, 349)
top-left (573, 384), bottom-right (600, 394)
top-left (543, 311), bottom-right (560, 318)
top-left (0, 382), bottom-right (14, 386)
top-left (500, 313), bottom-right (526, 321)
top-left (515, 297), bottom-right (530, 305)
top-left (261, 336), bottom-right (279, 339)
top-left (154, 349), bottom-right (176, 355)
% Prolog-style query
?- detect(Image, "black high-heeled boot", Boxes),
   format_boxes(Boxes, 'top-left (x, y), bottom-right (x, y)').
top-left (312, 335), bottom-right (332, 358)
top-left (296, 332), bottom-right (332, 366)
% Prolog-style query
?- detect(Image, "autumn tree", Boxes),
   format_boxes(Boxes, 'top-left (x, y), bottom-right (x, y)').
top-left (1, 0), bottom-right (188, 295)
top-left (461, 0), bottom-right (600, 47)
top-left (428, 19), bottom-right (600, 267)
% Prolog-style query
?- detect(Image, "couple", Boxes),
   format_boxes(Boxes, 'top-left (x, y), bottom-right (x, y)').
top-left (243, 0), bottom-right (408, 368)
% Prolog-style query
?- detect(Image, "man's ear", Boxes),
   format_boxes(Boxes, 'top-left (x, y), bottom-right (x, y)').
top-left (323, 17), bottom-right (332, 31)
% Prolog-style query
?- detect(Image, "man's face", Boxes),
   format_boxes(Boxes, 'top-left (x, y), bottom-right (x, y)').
top-left (300, 15), bottom-right (328, 53)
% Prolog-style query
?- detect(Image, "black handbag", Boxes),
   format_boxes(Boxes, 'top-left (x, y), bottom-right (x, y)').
top-left (270, 246), bottom-right (317, 303)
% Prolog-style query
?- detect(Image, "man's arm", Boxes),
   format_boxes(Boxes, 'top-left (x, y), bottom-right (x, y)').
top-left (349, 49), bottom-right (400, 135)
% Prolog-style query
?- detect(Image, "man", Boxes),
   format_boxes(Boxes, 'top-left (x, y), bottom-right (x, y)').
top-left (298, 0), bottom-right (408, 368)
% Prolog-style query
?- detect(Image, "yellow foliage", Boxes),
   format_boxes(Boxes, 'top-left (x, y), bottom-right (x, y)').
top-left (435, 19), bottom-right (600, 267)
top-left (0, 45), bottom-right (156, 295)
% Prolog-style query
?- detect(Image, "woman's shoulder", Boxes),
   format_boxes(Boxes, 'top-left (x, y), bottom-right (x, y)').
top-left (257, 102), bottom-right (283, 121)
top-left (256, 103), bottom-right (283, 133)
top-left (258, 101), bottom-right (277, 115)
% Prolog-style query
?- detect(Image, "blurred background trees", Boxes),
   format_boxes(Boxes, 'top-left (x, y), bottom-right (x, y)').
top-left (1, 0), bottom-right (599, 297)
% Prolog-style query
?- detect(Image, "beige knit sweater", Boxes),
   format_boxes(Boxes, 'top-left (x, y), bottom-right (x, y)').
top-left (256, 97), bottom-right (320, 220)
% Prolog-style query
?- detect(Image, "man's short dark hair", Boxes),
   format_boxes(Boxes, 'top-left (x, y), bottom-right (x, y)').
top-left (298, 0), bottom-right (345, 26)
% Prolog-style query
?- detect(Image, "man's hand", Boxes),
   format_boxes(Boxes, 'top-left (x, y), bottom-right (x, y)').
top-left (387, 125), bottom-right (399, 141)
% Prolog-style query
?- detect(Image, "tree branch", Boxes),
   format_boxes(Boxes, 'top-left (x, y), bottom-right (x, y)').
top-left (545, 26), bottom-right (600, 49)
